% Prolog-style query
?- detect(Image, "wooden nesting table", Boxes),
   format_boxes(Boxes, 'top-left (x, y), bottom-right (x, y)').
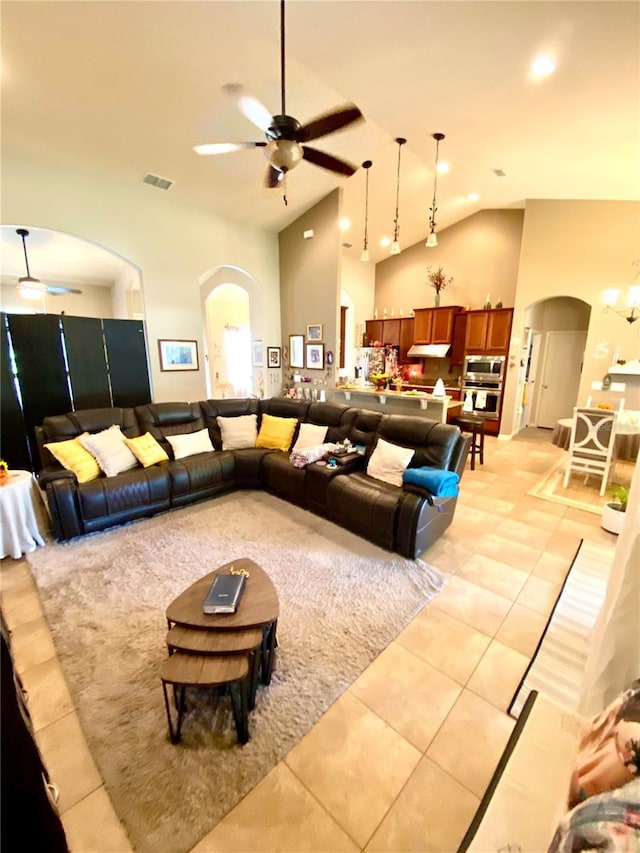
top-left (161, 557), bottom-right (279, 745)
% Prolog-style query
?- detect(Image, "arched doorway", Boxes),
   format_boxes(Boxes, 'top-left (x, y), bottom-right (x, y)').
top-left (520, 296), bottom-right (591, 430)
top-left (199, 264), bottom-right (267, 400)
top-left (0, 225), bottom-right (142, 319)
top-left (204, 283), bottom-right (251, 397)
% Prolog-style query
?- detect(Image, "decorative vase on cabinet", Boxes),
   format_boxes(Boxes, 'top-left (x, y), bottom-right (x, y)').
top-left (434, 292), bottom-right (441, 308)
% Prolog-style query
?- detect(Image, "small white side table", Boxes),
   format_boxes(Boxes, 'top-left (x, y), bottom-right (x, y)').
top-left (0, 470), bottom-right (48, 560)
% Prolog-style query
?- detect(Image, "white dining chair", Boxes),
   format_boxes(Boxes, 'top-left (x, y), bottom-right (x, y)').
top-left (585, 395), bottom-right (625, 412)
top-left (563, 407), bottom-right (618, 496)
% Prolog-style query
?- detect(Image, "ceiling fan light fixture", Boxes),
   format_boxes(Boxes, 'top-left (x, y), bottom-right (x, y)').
top-left (265, 139), bottom-right (303, 172)
top-left (426, 132), bottom-right (445, 249)
top-left (18, 285), bottom-right (43, 301)
top-left (390, 138), bottom-right (406, 257)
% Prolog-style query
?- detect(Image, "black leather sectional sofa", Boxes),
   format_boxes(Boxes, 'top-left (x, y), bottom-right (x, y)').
top-left (36, 397), bottom-right (470, 559)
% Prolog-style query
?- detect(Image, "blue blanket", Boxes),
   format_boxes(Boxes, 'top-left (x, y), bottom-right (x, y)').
top-left (402, 466), bottom-right (459, 497)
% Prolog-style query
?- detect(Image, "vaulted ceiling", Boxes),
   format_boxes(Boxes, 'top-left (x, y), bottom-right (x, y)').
top-left (2, 0), bottom-right (639, 270)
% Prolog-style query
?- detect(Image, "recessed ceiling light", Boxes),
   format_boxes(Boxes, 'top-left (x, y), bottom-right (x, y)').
top-left (467, 193), bottom-right (480, 202)
top-left (339, 217), bottom-right (350, 231)
top-left (530, 54), bottom-right (556, 78)
top-left (380, 236), bottom-right (391, 247)
top-left (436, 161), bottom-right (450, 174)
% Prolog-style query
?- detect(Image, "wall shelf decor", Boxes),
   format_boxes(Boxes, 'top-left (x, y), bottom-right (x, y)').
top-left (252, 340), bottom-right (264, 367)
top-left (158, 339), bottom-right (199, 372)
top-left (289, 334), bottom-right (304, 368)
top-left (306, 324), bottom-right (323, 342)
top-left (306, 342), bottom-right (325, 370)
top-left (267, 346), bottom-right (281, 368)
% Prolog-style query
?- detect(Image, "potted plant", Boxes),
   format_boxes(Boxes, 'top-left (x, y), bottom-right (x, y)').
top-left (427, 266), bottom-right (454, 307)
top-left (601, 485), bottom-right (628, 534)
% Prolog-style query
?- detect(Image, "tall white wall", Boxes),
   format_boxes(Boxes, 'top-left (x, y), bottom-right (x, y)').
top-left (340, 253), bottom-right (376, 373)
top-left (503, 200), bottom-right (640, 434)
top-left (2, 147), bottom-right (280, 402)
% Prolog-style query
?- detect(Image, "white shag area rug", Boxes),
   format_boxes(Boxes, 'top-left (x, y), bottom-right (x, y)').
top-left (28, 490), bottom-right (445, 853)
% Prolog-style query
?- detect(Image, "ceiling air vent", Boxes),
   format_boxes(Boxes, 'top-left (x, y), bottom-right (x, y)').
top-left (142, 173), bottom-right (173, 190)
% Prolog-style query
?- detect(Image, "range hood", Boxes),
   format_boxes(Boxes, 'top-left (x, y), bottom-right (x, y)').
top-left (407, 343), bottom-right (450, 358)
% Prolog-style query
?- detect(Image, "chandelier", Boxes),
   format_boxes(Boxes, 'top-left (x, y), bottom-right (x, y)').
top-left (603, 261), bottom-right (640, 324)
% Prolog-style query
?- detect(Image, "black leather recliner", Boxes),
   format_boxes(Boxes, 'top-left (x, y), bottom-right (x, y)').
top-left (36, 398), bottom-right (470, 558)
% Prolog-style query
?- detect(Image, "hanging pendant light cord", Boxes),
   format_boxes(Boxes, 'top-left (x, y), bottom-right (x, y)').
top-left (393, 138), bottom-right (406, 243)
top-left (19, 230), bottom-right (32, 278)
top-left (362, 161), bottom-right (371, 251)
top-left (429, 133), bottom-right (444, 232)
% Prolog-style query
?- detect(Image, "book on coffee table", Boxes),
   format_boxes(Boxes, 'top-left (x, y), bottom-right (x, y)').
top-left (203, 573), bottom-right (246, 614)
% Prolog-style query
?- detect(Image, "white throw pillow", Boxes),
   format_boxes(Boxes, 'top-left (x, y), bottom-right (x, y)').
top-left (367, 438), bottom-right (415, 487)
top-left (293, 422), bottom-right (328, 452)
top-left (79, 425), bottom-right (139, 477)
top-left (217, 414), bottom-right (258, 450)
top-left (167, 428), bottom-right (214, 460)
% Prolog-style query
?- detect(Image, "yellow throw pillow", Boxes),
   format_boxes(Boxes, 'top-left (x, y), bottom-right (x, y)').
top-left (44, 435), bottom-right (101, 484)
top-left (255, 414), bottom-right (298, 452)
top-left (124, 433), bottom-right (169, 468)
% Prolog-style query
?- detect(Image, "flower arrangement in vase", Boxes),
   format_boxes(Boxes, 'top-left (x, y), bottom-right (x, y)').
top-left (0, 459), bottom-right (8, 485)
top-left (427, 266), bottom-right (453, 307)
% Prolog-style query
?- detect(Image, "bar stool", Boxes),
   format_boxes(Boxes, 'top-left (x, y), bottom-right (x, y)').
top-left (453, 414), bottom-right (485, 471)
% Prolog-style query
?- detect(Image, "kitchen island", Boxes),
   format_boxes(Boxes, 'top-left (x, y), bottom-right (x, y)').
top-left (330, 387), bottom-right (463, 423)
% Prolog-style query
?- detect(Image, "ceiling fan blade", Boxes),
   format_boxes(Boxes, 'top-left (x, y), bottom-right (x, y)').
top-left (222, 83), bottom-right (273, 132)
top-left (194, 141), bottom-right (267, 156)
top-left (264, 164), bottom-right (283, 189)
top-left (302, 146), bottom-right (357, 177)
top-left (298, 104), bottom-right (364, 143)
top-left (46, 285), bottom-right (83, 295)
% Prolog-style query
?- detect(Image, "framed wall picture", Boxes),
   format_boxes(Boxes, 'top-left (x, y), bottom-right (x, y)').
top-left (158, 339), bottom-right (199, 372)
top-left (267, 346), bottom-right (281, 368)
top-left (306, 324), bottom-right (323, 342)
top-left (306, 342), bottom-right (325, 370)
top-left (289, 334), bottom-right (304, 368)
top-left (252, 340), bottom-right (264, 367)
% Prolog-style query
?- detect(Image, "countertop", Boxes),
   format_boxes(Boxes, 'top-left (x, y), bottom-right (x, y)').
top-left (334, 387), bottom-right (462, 405)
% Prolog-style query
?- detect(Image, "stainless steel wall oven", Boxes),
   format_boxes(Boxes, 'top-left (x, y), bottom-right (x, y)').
top-left (461, 355), bottom-right (506, 420)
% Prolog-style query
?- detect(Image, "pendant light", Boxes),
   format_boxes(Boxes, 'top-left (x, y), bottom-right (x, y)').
top-left (390, 137), bottom-right (406, 256)
top-left (360, 160), bottom-right (373, 261)
top-left (426, 132), bottom-right (445, 248)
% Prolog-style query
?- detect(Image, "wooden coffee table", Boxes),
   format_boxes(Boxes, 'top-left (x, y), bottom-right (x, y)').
top-left (165, 557), bottom-right (279, 684)
top-left (161, 558), bottom-right (279, 745)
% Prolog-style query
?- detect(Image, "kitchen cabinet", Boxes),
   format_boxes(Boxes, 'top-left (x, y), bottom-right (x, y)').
top-left (399, 318), bottom-right (414, 361)
top-left (463, 308), bottom-right (513, 354)
top-left (486, 309), bottom-right (513, 353)
top-left (364, 319), bottom-right (383, 345)
top-left (365, 317), bottom-right (409, 349)
top-left (412, 310), bottom-right (433, 344)
top-left (412, 306), bottom-right (462, 344)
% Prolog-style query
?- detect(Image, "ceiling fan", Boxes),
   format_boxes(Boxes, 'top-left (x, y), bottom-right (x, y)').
top-left (16, 228), bottom-right (82, 299)
top-left (194, 0), bottom-right (364, 191)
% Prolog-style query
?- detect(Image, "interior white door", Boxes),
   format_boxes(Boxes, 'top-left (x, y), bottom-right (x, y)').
top-left (521, 330), bottom-right (541, 429)
top-left (536, 331), bottom-right (587, 428)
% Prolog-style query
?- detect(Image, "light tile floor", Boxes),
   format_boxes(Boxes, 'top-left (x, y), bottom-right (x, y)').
top-left (1, 428), bottom-right (619, 852)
